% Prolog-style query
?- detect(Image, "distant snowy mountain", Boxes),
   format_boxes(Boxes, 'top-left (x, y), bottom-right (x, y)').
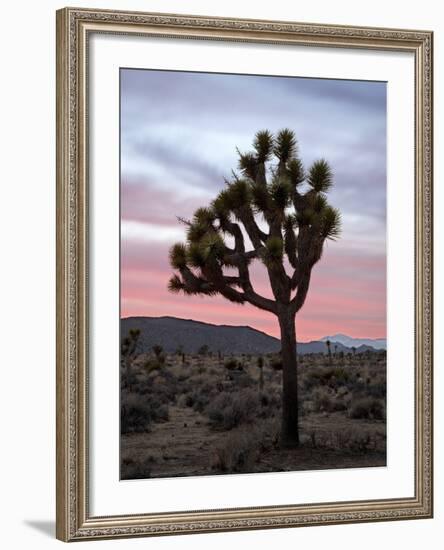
top-left (320, 333), bottom-right (386, 350)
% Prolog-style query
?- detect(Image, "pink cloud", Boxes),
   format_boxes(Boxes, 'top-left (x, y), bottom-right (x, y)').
top-left (121, 239), bottom-right (386, 341)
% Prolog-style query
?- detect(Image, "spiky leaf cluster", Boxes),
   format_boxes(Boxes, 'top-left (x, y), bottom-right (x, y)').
top-left (168, 129), bottom-right (341, 314)
top-left (307, 159), bottom-right (333, 193)
top-left (262, 237), bottom-right (284, 268)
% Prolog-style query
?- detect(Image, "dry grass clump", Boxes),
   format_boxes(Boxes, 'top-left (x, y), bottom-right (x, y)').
top-left (211, 430), bottom-right (259, 472)
top-left (348, 396), bottom-right (385, 420)
top-left (303, 425), bottom-right (386, 454)
top-left (311, 387), bottom-right (348, 413)
top-left (211, 419), bottom-right (280, 472)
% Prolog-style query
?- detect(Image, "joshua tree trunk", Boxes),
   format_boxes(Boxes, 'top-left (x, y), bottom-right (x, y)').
top-left (278, 309), bottom-right (299, 447)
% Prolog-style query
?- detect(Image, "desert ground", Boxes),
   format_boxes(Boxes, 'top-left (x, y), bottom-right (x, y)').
top-left (120, 347), bottom-right (386, 479)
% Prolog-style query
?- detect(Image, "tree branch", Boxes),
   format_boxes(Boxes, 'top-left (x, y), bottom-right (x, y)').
top-left (291, 272), bottom-right (311, 313)
top-left (224, 220), bottom-right (245, 253)
top-left (223, 215), bottom-right (284, 309)
top-left (224, 248), bottom-right (262, 266)
top-left (244, 288), bottom-right (277, 313)
top-left (196, 238), bottom-right (277, 313)
top-left (179, 266), bottom-right (216, 295)
top-left (284, 218), bottom-right (298, 269)
top-left (235, 206), bottom-right (268, 247)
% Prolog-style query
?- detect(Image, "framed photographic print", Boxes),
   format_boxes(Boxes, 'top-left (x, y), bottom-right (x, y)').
top-left (56, 7), bottom-right (433, 541)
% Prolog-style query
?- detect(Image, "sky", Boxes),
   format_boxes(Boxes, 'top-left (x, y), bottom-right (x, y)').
top-left (120, 68), bottom-right (386, 341)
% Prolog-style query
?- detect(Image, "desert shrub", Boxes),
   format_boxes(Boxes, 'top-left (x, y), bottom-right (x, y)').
top-left (270, 356), bottom-right (283, 371)
top-left (303, 369), bottom-right (324, 390)
top-left (176, 393), bottom-right (190, 407)
top-left (366, 381), bottom-right (386, 399)
top-left (331, 366), bottom-right (351, 385)
top-left (224, 357), bottom-right (240, 371)
top-left (312, 387), bottom-right (333, 412)
top-left (191, 389), bottom-right (211, 413)
top-left (157, 369), bottom-right (178, 392)
top-left (211, 429), bottom-right (259, 472)
top-left (121, 393), bottom-right (153, 433)
top-left (177, 371), bottom-right (189, 382)
top-left (348, 397), bottom-right (385, 420)
top-left (143, 358), bottom-right (163, 374)
top-left (224, 369), bottom-right (254, 389)
top-left (207, 389), bottom-right (260, 430)
top-left (121, 369), bottom-right (138, 390)
top-left (257, 390), bottom-right (281, 416)
top-left (211, 419), bottom-right (281, 473)
top-left (207, 393), bottom-right (240, 429)
top-left (255, 417), bottom-right (281, 451)
top-left (133, 365), bottom-right (178, 405)
top-left (185, 378), bottom-right (218, 412)
top-left (311, 388), bottom-right (347, 413)
top-left (345, 378), bottom-right (367, 395)
top-left (121, 392), bottom-right (169, 433)
top-left (303, 366), bottom-right (350, 391)
top-left (139, 376), bottom-right (176, 404)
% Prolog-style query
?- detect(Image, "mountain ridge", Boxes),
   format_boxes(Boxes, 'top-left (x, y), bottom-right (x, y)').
top-left (121, 316), bottom-right (384, 355)
top-left (320, 333), bottom-right (386, 350)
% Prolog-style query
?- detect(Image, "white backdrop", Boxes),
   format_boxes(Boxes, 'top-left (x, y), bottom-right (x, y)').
top-left (0, 0), bottom-right (442, 548)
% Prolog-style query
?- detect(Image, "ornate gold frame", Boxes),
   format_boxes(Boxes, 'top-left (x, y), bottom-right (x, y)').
top-left (56, 7), bottom-right (433, 542)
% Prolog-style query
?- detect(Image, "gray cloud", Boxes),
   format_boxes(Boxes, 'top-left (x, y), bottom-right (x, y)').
top-left (121, 68), bottom-right (386, 249)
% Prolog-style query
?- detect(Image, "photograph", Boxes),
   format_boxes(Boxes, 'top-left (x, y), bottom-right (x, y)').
top-left (119, 68), bottom-right (387, 480)
top-left (53, 6), bottom-right (432, 541)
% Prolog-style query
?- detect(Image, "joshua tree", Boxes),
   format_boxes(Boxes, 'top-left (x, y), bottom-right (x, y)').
top-left (198, 344), bottom-right (209, 356)
top-left (326, 339), bottom-right (332, 365)
top-left (257, 355), bottom-right (264, 392)
top-left (168, 129), bottom-right (341, 447)
top-left (175, 344), bottom-right (184, 355)
top-left (121, 328), bottom-right (141, 390)
top-left (152, 344), bottom-right (165, 366)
